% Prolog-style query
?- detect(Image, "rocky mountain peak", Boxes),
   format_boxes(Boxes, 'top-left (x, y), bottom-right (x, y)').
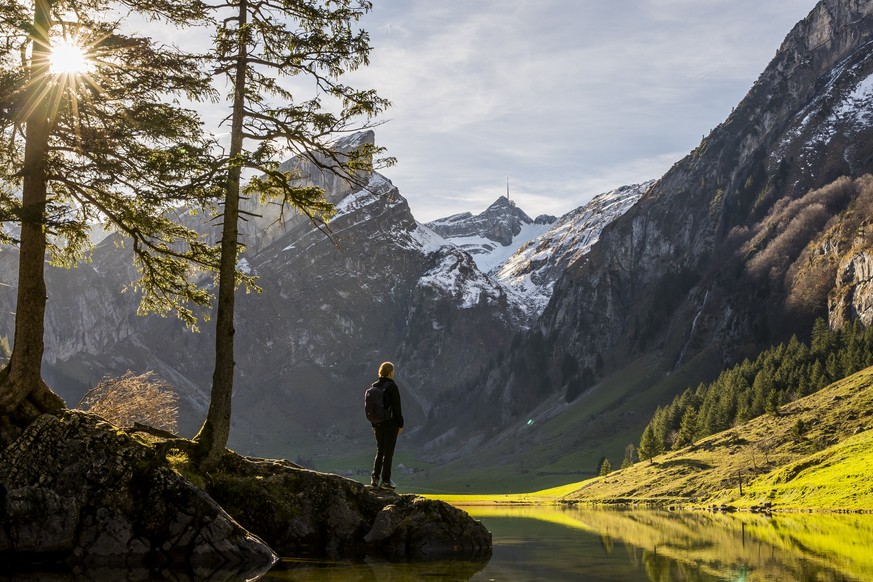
top-left (425, 195), bottom-right (558, 274)
top-left (426, 195), bottom-right (552, 248)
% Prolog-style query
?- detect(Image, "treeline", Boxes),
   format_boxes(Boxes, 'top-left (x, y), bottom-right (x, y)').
top-left (638, 318), bottom-right (873, 461)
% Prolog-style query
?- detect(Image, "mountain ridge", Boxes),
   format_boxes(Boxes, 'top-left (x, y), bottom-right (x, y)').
top-left (413, 0), bottom-right (873, 490)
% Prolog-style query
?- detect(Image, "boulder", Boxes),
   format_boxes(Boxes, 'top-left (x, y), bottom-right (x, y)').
top-left (0, 409), bottom-right (492, 572)
top-left (0, 411), bottom-right (276, 574)
top-left (207, 451), bottom-right (492, 561)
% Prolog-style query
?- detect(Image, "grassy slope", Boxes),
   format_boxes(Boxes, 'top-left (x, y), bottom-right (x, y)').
top-left (409, 348), bottom-right (724, 494)
top-left (434, 366), bottom-right (873, 510)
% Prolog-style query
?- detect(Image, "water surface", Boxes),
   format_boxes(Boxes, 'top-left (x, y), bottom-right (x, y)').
top-left (263, 506), bottom-right (873, 581)
top-left (4, 507), bottom-right (872, 580)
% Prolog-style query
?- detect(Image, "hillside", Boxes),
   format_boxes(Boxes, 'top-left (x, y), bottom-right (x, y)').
top-left (563, 365), bottom-right (873, 510)
top-left (417, 0), bottom-right (873, 488)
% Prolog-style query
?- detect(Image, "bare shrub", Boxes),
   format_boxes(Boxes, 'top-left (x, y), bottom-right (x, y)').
top-left (851, 174), bottom-right (873, 224)
top-left (747, 203), bottom-right (831, 278)
top-left (745, 177), bottom-right (856, 279)
top-left (77, 371), bottom-right (179, 433)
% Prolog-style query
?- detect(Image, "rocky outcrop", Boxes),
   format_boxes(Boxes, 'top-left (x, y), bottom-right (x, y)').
top-left (207, 452), bottom-right (492, 561)
top-left (0, 411), bottom-right (275, 573)
top-left (831, 249), bottom-right (873, 325)
top-left (0, 410), bottom-right (491, 572)
top-left (363, 496), bottom-right (491, 560)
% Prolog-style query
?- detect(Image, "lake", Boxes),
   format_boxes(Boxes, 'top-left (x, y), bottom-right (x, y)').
top-left (262, 506), bottom-right (873, 581)
top-left (4, 507), bottom-right (871, 580)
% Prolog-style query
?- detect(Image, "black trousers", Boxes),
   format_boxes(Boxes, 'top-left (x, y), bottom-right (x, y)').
top-left (371, 423), bottom-right (399, 483)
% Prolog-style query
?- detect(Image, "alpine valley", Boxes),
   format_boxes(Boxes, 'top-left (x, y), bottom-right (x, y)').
top-left (2, 0), bottom-right (873, 494)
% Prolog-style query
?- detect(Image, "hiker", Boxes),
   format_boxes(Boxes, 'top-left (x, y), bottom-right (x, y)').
top-left (366, 361), bottom-right (404, 490)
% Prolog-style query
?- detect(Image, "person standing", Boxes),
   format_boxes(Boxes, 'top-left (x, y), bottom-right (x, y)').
top-left (367, 361), bottom-right (404, 490)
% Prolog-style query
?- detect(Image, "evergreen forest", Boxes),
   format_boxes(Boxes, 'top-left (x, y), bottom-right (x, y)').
top-left (638, 318), bottom-right (873, 461)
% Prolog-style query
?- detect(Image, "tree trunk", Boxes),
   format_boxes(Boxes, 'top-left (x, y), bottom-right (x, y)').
top-left (194, 0), bottom-right (248, 469)
top-left (0, 0), bottom-right (65, 434)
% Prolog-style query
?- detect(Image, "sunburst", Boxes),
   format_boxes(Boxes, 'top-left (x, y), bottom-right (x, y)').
top-left (49, 36), bottom-right (94, 76)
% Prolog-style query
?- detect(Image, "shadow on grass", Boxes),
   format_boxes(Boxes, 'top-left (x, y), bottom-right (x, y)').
top-left (654, 458), bottom-right (714, 471)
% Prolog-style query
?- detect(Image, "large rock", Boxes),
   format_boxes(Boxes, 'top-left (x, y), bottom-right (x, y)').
top-left (207, 451), bottom-right (492, 562)
top-left (0, 410), bottom-right (491, 572)
top-left (0, 411), bottom-right (276, 574)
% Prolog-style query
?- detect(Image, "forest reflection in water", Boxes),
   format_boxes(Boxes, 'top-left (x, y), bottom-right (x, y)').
top-left (4, 507), bottom-right (872, 581)
top-left (459, 505), bottom-right (873, 581)
top-left (259, 506), bottom-right (873, 581)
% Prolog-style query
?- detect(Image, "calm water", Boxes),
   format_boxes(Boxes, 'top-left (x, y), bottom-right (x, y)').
top-left (262, 506), bottom-right (873, 582)
top-left (4, 508), bottom-right (872, 581)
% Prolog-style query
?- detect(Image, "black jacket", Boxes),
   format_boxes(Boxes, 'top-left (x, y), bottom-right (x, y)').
top-left (373, 377), bottom-right (404, 428)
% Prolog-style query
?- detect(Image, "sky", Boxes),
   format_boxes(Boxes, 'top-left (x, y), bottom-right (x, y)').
top-left (344, 0), bottom-right (820, 222)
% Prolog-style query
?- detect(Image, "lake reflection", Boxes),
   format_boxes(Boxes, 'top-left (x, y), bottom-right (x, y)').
top-left (4, 509), bottom-right (872, 581)
top-left (261, 507), bottom-right (873, 581)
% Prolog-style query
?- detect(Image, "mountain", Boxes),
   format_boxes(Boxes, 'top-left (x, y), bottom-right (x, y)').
top-left (0, 132), bottom-right (531, 461)
top-left (426, 197), bottom-right (556, 274)
top-left (494, 182), bottom-right (653, 317)
top-left (426, 187), bottom-right (648, 319)
top-left (414, 0), bottom-right (873, 490)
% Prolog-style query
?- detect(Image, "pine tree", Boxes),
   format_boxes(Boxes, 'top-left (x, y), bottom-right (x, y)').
top-left (598, 457), bottom-right (612, 476)
top-left (674, 407), bottom-right (700, 449)
top-left (638, 422), bottom-right (662, 463)
top-left (192, 0), bottom-right (391, 467)
top-left (621, 443), bottom-right (636, 469)
top-left (811, 317), bottom-right (831, 354)
top-left (0, 0), bottom-right (215, 440)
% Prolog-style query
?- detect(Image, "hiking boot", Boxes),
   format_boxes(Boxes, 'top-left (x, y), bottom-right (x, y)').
top-left (380, 480), bottom-right (396, 491)
top-left (370, 477), bottom-right (380, 487)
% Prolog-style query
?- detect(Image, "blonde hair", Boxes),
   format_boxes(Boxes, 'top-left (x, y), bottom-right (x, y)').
top-left (378, 361), bottom-right (394, 379)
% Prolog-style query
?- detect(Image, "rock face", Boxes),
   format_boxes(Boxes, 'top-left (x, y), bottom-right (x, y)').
top-left (541, 0), bottom-right (873, 375)
top-left (494, 182), bottom-right (652, 317)
top-left (0, 411), bottom-right (276, 573)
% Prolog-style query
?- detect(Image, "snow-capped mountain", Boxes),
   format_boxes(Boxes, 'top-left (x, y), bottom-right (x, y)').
top-left (0, 131), bottom-right (530, 458)
top-left (417, 0), bottom-right (873, 485)
top-left (425, 197), bottom-right (556, 274)
top-left (494, 182), bottom-right (653, 316)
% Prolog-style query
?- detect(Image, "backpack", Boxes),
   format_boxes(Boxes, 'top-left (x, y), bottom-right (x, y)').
top-left (364, 382), bottom-right (391, 425)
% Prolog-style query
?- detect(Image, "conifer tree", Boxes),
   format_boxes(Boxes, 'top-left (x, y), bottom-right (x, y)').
top-left (0, 0), bottom-right (216, 440)
top-left (638, 422), bottom-right (662, 463)
top-left (621, 443), bottom-right (636, 469)
top-left (192, 0), bottom-right (390, 467)
top-left (674, 407), bottom-right (700, 449)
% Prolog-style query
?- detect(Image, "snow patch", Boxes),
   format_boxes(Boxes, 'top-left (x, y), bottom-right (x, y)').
top-left (418, 252), bottom-right (503, 309)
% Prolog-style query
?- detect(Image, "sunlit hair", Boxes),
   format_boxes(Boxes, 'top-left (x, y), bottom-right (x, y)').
top-left (378, 362), bottom-right (394, 379)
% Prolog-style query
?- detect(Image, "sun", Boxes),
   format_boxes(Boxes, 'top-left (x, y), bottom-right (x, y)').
top-left (49, 37), bottom-right (93, 75)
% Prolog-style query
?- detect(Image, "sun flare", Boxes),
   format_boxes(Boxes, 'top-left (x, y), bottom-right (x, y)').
top-left (49, 37), bottom-right (93, 75)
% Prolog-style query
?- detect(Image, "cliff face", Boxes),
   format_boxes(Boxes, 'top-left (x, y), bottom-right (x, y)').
top-left (544, 0), bottom-right (873, 373)
top-left (417, 0), bottom-right (873, 471)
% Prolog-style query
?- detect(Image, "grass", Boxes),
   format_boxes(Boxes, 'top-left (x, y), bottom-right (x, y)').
top-left (428, 366), bottom-right (873, 512)
top-left (413, 350), bottom-right (722, 494)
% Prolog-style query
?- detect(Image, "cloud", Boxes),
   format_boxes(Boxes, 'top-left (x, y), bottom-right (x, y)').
top-left (352, 0), bottom-right (818, 222)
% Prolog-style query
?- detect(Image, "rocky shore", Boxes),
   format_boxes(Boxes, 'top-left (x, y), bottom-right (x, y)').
top-left (0, 411), bottom-right (491, 576)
